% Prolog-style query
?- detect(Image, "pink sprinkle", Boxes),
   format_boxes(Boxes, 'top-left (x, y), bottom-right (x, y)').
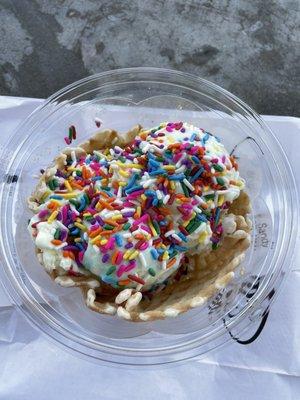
top-left (124, 263), bottom-right (136, 273)
top-left (139, 242), bottom-right (149, 251)
top-left (78, 251), bottom-right (84, 263)
top-left (116, 265), bottom-right (127, 278)
top-left (90, 224), bottom-right (100, 231)
top-left (90, 162), bottom-right (100, 171)
top-left (64, 137), bottom-right (71, 145)
top-left (140, 225), bottom-right (151, 234)
top-left (104, 237), bottom-right (115, 250)
top-left (222, 155), bottom-right (226, 163)
top-left (190, 146), bottom-right (200, 154)
top-left (166, 126), bottom-right (173, 132)
top-left (38, 209), bottom-right (49, 218)
top-left (133, 214), bottom-right (149, 226)
top-left (123, 201), bottom-right (135, 207)
top-left (173, 153), bottom-right (182, 163)
top-left (211, 158), bottom-right (219, 163)
top-left (127, 190), bottom-right (144, 199)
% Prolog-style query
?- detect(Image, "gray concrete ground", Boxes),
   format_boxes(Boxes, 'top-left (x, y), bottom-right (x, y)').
top-left (0, 0), bottom-right (299, 115)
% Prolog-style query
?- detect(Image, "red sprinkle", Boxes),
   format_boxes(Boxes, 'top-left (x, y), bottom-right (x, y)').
top-left (128, 274), bottom-right (145, 285)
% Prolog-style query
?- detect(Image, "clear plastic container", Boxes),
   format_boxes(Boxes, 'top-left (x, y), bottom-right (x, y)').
top-left (0, 67), bottom-right (298, 365)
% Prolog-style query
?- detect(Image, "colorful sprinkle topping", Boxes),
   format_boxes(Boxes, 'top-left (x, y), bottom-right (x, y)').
top-left (29, 122), bottom-right (245, 292)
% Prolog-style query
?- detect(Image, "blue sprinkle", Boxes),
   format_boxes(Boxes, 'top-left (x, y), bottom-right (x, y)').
top-left (115, 234), bottom-right (123, 247)
top-left (149, 169), bottom-right (166, 176)
top-left (150, 248), bottom-right (158, 260)
top-left (101, 275), bottom-right (117, 285)
top-left (145, 190), bottom-right (156, 197)
top-left (77, 196), bottom-right (86, 212)
top-left (152, 198), bottom-right (158, 206)
top-left (178, 232), bottom-right (188, 242)
top-left (125, 185), bottom-right (143, 194)
top-left (169, 173), bottom-right (185, 181)
top-left (190, 167), bottom-right (204, 182)
top-left (202, 133), bottom-right (210, 143)
top-left (191, 156), bottom-right (200, 164)
top-left (76, 243), bottom-right (84, 251)
top-left (91, 176), bottom-right (102, 181)
top-left (149, 159), bottom-right (160, 168)
top-left (190, 133), bottom-right (197, 141)
top-left (215, 207), bottom-right (221, 226)
top-left (125, 173), bottom-right (139, 190)
top-left (197, 214), bottom-right (207, 222)
top-left (159, 220), bottom-right (167, 226)
top-left (49, 195), bottom-right (63, 200)
top-left (174, 245), bottom-right (188, 252)
top-left (156, 249), bottom-right (165, 255)
top-left (69, 228), bottom-right (80, 235)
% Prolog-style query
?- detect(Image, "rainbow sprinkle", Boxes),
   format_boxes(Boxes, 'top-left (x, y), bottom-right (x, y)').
top-left (29, 121), bottom-right (245, 292)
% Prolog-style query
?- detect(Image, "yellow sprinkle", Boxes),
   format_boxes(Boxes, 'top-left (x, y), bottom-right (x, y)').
top-left (102, 179), bottom-right (108, 186)
top-left (163, 165), bottom-right (176, 170)
top-left (91, 235), bottom-right (102, 244)
top-left (183, 219), bottom-right (190, 227)
top-left (161, 244), bottom-right (167, 250)
top-left (148, 221), bottom-right (157, 237)
top-left (129, 250), bottom-right (139, 260)
top-left (111, 214), bottom-right (123, 221)
top-left (117, 162), bottom-right (143, 169)
top-left (100, 239), bottom-right (108, 245)
top-left (74, 238), bottom-right (82, 243)
top-left (118, 181), bottom-right (127, 187)
top-left (123, 249), bottom-right (133, 260)
top-left (199, 231), bottom-right (208, 244)
top-left (41, 190), bottom-right (51, 202)
top-left (170, 181), bottom-right (175, 190)
top-left (119, 169), bottom-right (130, 178)
top-left (141, 194), bottom-right (147, 201)
top-left (162, 251), bottom-right (169, 260)
top-left (135, 206), bottom-right (141, 218)
top-left (167, 136), bottom-right (175, 143)
top-left (64, 180), bottom-right (73, 192)
top-left (57, 192), bottom-right (78, 199)
top-left (67, 166), bottom-right (76, 172)
top-left (47, 210), bottom-right (58, 223)
top-left (83, 213), bottom-right (91, 217)
top-left (218, 195), bottom-right (224, 207)
top-left (74, 222), bottom-right (87, 231)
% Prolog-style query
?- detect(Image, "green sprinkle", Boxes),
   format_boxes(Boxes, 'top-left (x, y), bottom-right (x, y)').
top-left (83, 193), bottom-right (90, 204)
top-left (186, 218), bottom-right (202, 234)
top-left (217, 177), bottom-right (225, 186)
top-left (54, 229), bottom-right (60, 240)
top-left (181, 182), bottom-right (189, 197)
top-left (148, 268), bottom-right (156, 276)
top-left (119, 156), bottom-right (126, 163)
top-left (84, 215), bottom-right (93, 221)
top-left (103, 224), bottom-right (114, 230)
top-left (101, 186), bottom-right (111, 192)
top-left (123, 222), bottom-right (131, 230)
top-left (152, 220), bottom-right (160, 234)
top-left (68, 126), bottom-right (73, 140)
top-left (204, 194), bottom-right (215, 200)
top-left (212, 243), bottom-right (218, 250)
top-left (213, 164), bottom-right (223, 172)
top-left (106, 266), bottom-right (116, 275)
top-left (69, 199), bottom-right (79, 207)
top-left (184, 168), bottom-right (192, 177)
top-left (48, 179), bottom-right (57, 191)
top-left (76, 170), bottom-right (82, 176)
top-left (157, 199), bottom-right (163, 207)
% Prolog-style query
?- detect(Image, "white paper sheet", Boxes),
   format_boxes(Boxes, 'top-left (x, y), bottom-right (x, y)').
top-left (0, 97), bottom-right (299, 400)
